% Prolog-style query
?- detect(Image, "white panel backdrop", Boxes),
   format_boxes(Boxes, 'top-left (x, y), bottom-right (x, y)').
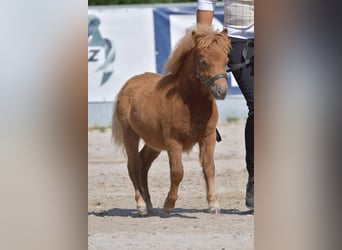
top-left (88, 6), bottom-right (156, 102)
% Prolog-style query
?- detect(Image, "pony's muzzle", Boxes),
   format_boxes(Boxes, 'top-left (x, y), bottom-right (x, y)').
top-left (211, 84), bottom-right (227, 100)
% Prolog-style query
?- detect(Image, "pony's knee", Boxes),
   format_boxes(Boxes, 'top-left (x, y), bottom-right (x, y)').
top-left (202, 165), bottom-right (215, 178)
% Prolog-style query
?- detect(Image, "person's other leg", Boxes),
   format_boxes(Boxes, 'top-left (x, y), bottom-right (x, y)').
top-left (228, 37), bottom-right (254, 209)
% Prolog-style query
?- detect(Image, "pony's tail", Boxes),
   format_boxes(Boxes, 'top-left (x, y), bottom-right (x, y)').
top-left (112, 101), bottom-right (124, 148)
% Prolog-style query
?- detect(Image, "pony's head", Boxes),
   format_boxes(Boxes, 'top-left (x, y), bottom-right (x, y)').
top-left (192, 26), bottom-right (231, 99)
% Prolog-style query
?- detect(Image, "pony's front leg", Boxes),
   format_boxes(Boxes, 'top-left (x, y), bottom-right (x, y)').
top-left (164, 141), bottom-right (184, 214)
top-left (199, 134), bottom-right (220, 214)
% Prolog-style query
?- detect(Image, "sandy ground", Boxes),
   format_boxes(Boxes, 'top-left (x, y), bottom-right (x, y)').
top-left (88, 120), bottom-right (254, 250)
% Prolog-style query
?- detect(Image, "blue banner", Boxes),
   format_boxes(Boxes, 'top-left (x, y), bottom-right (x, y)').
top-left (153, 6), bottom-right (241, 95)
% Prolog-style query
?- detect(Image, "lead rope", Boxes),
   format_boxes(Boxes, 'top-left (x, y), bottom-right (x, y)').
top-left (226, 39), bottom-right (254, 73)
top-left (216, 128), bottom-right (222, 142)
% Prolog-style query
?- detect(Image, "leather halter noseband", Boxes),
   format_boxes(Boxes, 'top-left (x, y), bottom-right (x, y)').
top-left (196, 72), bottom-right (227, 87)
top-left (195, 66), bottom-right (227, 87)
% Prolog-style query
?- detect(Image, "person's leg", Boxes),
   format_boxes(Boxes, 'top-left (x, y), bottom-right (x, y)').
top-left (228, 37), bottom-right (254, 209)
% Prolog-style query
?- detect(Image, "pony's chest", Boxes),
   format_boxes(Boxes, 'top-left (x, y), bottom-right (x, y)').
top-left (170, 114), bottom-right (214, 144)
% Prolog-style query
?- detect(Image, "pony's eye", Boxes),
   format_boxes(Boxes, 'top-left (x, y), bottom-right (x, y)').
top-left (200, 59), bottom-right (207, 67)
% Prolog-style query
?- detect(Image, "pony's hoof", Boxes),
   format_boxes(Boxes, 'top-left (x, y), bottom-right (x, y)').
top-left (209, 207), bottom-right (221, 214)
top-left (163, 199), bottom-right (175, 214)
top-left (163, 206), bottom-right (173, 214)
top-left (137, 205), bottom-right (148, 215)
top-left (146, 202), bottom-right (154, 212)
top-left (147, 206), bottom-right (154, 214)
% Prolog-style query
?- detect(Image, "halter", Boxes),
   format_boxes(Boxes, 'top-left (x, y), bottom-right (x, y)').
top-left (195, 66), bottom-right (227, 87)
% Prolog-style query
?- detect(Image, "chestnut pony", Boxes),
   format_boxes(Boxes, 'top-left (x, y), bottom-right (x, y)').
top-left (112, 26), bottom-right (231, 215)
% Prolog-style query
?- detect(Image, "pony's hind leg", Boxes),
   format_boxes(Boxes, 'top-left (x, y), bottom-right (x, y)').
top-left (139, 145), bottom-right (160, 213)
top-left (199, 135), bottom-right (221, 214)
top-left (122, 126), bottom-right (148, 215)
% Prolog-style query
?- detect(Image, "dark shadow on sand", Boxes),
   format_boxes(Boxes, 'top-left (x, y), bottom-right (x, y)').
top-left (88, 207), bottom-right (253, 219)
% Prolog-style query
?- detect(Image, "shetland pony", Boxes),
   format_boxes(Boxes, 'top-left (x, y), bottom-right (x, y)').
top-left (112, 26), bottom-right (231, 215)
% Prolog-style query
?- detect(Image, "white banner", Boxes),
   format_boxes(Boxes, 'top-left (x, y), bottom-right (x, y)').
top-left (88, 7), bottom-right (156, 102)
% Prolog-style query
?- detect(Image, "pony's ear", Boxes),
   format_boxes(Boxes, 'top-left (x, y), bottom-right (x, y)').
top-left (221, 28), bottom-right (228, 35)
top-left (192, 30), bottom-right (200, 44)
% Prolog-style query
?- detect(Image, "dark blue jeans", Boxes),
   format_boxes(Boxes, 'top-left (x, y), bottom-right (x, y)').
top-left (228, 37), bottom-right (254, 177)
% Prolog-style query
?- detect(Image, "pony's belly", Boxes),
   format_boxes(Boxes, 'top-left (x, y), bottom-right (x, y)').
top-left (143, 138), bottom-right (166, 151)
top-left (130, 121), bottom-right (166, 151)
top-left (141, 133), bottom-right (196, 153)
top-left (140, 132), bottom-right (166, 151)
